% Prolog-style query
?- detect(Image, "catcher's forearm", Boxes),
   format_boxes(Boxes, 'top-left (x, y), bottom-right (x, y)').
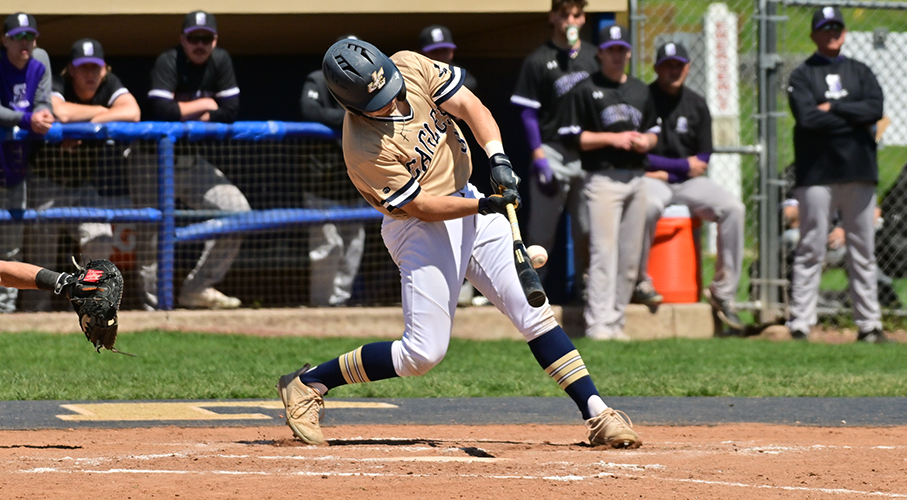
top-left (0, 261), bottom-right (45, 290)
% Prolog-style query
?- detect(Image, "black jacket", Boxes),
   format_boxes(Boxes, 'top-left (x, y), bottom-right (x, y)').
top-left (788, 53), bottom-right (883, 187)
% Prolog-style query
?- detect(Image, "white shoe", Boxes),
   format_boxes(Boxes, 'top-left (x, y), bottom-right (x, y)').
top-left (277, 364), bottom-right (326, 445)
top-left (587, 329), bottom-right (632, 341)
top-left (179, 288), bottom-right (241, 309)
top-left (586, 408), bottom-right (641, 448)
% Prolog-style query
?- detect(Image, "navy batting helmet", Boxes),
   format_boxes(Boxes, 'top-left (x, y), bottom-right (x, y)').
top-left (322, 39), bottom-right (406, 115)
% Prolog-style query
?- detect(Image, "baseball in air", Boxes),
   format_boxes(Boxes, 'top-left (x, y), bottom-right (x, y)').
top-left (527, 245), bottom-right (548, 269)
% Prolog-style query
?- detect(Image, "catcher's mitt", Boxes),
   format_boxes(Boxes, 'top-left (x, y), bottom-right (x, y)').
top-left (65, 259), bottom-right (132, 356)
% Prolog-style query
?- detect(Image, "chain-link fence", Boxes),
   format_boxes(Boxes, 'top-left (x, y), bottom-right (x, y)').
top-left (633, 0), bottom-right (907, 328)
top-left (776, 0), bottom-right (907, 327)
top-left (633, 1), bottom-right (767, 318)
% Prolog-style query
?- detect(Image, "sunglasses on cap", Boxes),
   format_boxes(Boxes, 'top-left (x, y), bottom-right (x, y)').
top-left (817, 23), bottom-right (844, 32)
top-left (186, 33), bottom-right (215, 45)
top-left (9, 32), bottom-right (37, 41)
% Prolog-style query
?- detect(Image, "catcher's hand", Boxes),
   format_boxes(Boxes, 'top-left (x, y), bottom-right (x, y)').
top-left (60, 258), bottom-right (133, 356)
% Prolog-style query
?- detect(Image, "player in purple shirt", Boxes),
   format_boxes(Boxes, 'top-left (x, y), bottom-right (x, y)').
top-left (0, 12), bottom-right (53, 313)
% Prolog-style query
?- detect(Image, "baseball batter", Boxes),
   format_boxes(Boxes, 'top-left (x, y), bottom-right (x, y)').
top-left (559, 25), bottom-right (659, 340)
top-left (277, 39), bottom-right (640, 449)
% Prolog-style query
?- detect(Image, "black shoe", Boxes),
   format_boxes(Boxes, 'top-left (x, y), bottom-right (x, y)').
top-left (857, 328), bottom-right (890, 344)
top-left (790, 329), bottom-right (809, 341)
top-left (631, 281), bottom-right (663, 314)
top-left (704, 289), bottom-right (745, 330)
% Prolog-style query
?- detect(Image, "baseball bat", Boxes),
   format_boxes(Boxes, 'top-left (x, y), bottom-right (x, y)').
top-left (506, 203), bottom-right (547, 308)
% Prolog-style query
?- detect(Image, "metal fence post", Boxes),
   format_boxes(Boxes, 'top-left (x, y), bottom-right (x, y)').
top-left (630, 0), bottom-right (641, 78)
top-left (757, 0), bottom-right (785, 322)
top-left (157, 136), bottom-right (176, 311)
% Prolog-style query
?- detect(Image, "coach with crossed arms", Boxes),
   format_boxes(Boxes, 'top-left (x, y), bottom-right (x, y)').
top-left (786, 6), bottom-right (887, 343)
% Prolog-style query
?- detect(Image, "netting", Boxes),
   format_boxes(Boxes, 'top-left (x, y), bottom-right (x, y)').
top-left (778, 0), bottom-right (907, 324)
top-left (634, 1), bottom-right (763, 312)
top-left (1, 122), bottom-right (399, 312)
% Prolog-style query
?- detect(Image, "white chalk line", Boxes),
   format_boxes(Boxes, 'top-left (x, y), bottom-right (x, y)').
top-left (17, 465), bottom-right (907, 497)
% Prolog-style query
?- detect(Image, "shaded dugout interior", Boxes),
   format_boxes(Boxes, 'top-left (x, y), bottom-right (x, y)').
top-left (32, 11), bottom-right (622, 305)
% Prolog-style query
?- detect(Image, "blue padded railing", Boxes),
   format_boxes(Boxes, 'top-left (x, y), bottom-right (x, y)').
top-left (1, 121), bottom-right (381, 310)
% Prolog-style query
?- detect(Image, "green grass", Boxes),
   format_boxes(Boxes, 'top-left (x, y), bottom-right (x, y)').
top-left (2, 331), bottom-right (906, 401)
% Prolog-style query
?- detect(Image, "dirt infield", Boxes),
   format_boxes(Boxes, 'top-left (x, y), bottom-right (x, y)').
top-left (3, 424), bottom-right (906, 499)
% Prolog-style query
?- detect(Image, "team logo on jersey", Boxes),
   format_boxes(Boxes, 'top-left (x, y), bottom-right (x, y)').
top-left (547, 60), bottom-right (558, 70)
top-left (554, 71), bottom-right (590, 97)
top-left (592, 90), bottom-right (603, 99)
top-left (824, 74), bottom-right (848, 100)
top-left (11, 83), bottom-right (30, 109)
top-left (307, 89), bottom-right (319, 100)
top-left (676, 116), bottom-right (688, 133)
top-left (600, 104), bottom-right (643, 127)
top-left (367, 67), bottom-right (386, 94)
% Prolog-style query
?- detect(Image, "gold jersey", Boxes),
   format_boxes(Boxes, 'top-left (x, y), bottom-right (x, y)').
top-left (342, 51), bottom-right (472, 220)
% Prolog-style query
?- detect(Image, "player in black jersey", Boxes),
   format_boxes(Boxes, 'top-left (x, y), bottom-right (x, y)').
top-left (634, 42), bottom-right (746, 332)
top-left (511, 0), bottom-right (599, 293)
top-left (785, 6), bottom-right (887, 343)
top-left (140, 10), bottom-right (251, 310)
top-left (299, 36), bottom-right (367, 307)
top-left (559, 24), bottom-right (659, 341)
top-left (22, 38), bottom-right (140, 311)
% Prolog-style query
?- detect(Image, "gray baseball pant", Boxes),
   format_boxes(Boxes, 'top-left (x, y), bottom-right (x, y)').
top-left (0, 182), bottom-right (25, 313)
top-left (526, 142), bottom-right (589, 289)
top-left (583, 169), bottom-right (647, 338)
top-left (639, 176), bottom-right (745, 303)
top-left (304, 193), bottom-right (366, 306)
top-left (130, 154), bottom-right (251, 309)
top-left (787, 182), bottom-right (880, 333)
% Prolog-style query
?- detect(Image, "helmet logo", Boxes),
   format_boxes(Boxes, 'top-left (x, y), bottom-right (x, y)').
top-left (367, 67), bottom-right (386, 94)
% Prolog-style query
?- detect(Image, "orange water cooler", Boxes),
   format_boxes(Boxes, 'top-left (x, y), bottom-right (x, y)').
top-left (647, 205), bottom-right (701, 303)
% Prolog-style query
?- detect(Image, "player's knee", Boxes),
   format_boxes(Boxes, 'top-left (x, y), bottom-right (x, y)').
top-left (206, 185), bottom-right (252, 212)
top-left (725, 199), bottom-right (745, 221)
top-left (397, 342), bottom-right (448, 377)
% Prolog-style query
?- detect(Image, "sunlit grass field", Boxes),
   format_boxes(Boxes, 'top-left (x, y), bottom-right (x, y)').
top-left (2, 331), bottom-right (905, 400)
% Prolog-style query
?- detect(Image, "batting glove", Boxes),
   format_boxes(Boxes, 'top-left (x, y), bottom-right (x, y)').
top-left (531, 157), bottom-right (559, 197)
top-left (479, 189), bottom-right (520, 215)
top-left (489, 153), bottom-right (521, 194)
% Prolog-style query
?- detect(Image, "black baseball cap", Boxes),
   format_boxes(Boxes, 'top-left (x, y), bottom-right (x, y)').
top-left (4, 12), bottom-right (38, 37)
top-left (419, 25), bottom-right (456, 52)
top-left (70, 38), bottom-right (105, 67)
top-left (183, 10), bottom-right (217, 34)
top-left (655, 42), bottom-right (689, 66)
top-left (598, 24), bottom-right (631, 50)
top-left (812, 6), bottom-right (845, 31)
